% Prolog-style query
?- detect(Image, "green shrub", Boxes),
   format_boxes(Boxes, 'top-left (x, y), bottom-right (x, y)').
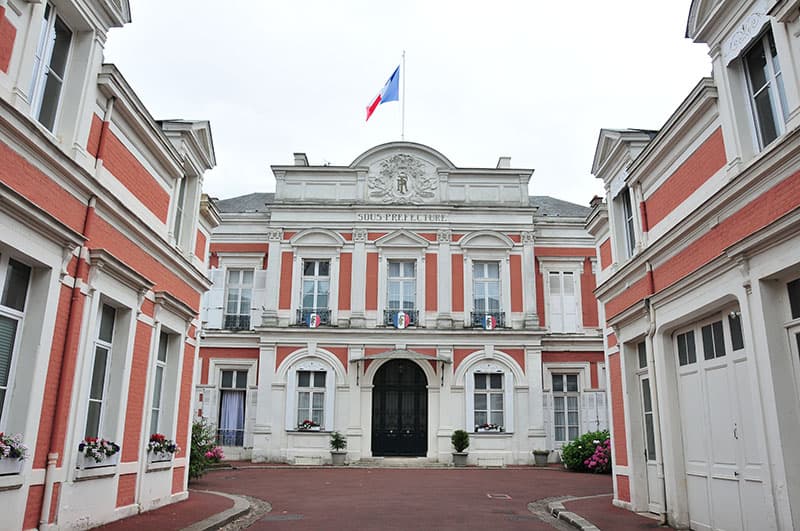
top-left (189, 419), bottom-right (216, 481)
top-left (560, 430), bottom-right (611, 473)
top-left (451, 430), bottom-right (470, 453)
top-left (330, 431), bottom-right (347, 451)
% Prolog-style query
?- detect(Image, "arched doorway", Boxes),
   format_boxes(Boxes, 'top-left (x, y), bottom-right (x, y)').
top-left (372, 359), bottom-right (428, 456)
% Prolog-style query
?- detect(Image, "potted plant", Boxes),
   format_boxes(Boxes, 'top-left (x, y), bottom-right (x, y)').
top-left (451, 429), bottom-right (469, 467)
top-left (0, 433), bottom-right (29, 475)
top-left (147, 433), bottom-right (180, 463)
top-left (532, 448), bottom-right (549, 466)
top-left (329, 431), bottom-right (347, 466)
top-left (77, 437), bottom-right (120, 469)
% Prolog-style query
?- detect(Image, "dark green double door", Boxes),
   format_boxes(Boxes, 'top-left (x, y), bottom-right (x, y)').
top-left (371, 360), bottom-right (427, 456)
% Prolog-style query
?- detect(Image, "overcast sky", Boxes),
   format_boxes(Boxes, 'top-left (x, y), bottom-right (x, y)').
top-left (103, 1), bottom-right (711, 207)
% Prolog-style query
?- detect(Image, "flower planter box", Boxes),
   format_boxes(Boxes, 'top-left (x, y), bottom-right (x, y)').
top-left (297, 426), bottom-right (321, 432)
top-left (475, 428), bottom-right (503, 433)
top-left (147, 451), bottom-right (174, 464)
top-left (76, 451), bottom-right (120, 470)
top-left (0, 459), bottom-right (24, 476)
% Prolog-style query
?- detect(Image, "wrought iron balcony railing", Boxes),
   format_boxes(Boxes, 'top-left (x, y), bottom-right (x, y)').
top-left (383, 309), bottom-right (419, 328)
top-left (216, 429), bottom-right (244, 447)
top-left (470, 311), bottom-right (506, 329)
top-left (295, 308), bottom-right (331, 327)
top-left (223, 314), bottom-right (251, 331)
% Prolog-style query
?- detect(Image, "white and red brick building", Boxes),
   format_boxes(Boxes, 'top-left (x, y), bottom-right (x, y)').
top-left (0, 0), bottom-right (216, 528)
top-left (196, 142), bottom-right (607, 466)
top-left (588, 1), bottom-right (800, 529)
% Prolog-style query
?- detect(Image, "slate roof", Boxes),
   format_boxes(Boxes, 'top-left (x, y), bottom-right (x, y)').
top-left (213, 192), bottom-right (590, 218)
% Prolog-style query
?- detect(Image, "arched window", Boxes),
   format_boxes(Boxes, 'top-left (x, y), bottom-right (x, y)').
top-left (285, 358), bottom-right (336, 431)
top-left (464, 360), bottom-right (515, 433)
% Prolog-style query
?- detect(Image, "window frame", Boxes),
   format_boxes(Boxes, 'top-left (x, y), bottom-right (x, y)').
top-left (386, 259), bottom-right (417, 311)
top-left (29, 3), bottom-right (73, 132)
top-left (0, 256), bottom-right (32, 431)
top-left (284, 358), bottom-right (336, 432)
top-left (296, 370), bottom-right (326, 428)
top-left (300, 259), bottom-right (331, 311)
top-left (743, 30), bottom-right (788, 150)
top-left (539, 257), bottom-right (584, 334)
top-left (224, 268), bottom-right (254, 329)
top-left (464, 360), bottom-right (515, 434)
top-left (551, 372), bottom-right (581, 443)
top-left (149, 330), bottom-right (169, 435)
top-left (620, 187), bottom-right (636, 258)
top-left (472, 261), bottom-right (501, 313)
top-left (85, 303), bottom-right (117, 439)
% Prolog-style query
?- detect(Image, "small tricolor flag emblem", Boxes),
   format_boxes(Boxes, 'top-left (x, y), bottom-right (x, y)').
top-left (394, 311), bottom-right (411, 329)
top-left (483, 315), bottom-right (497, 330)
top-left (307, 313), bottom-right (321, 328)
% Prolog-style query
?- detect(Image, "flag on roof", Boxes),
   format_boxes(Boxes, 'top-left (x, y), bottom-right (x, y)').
top-left (366, 66), bottom-right (400, 121)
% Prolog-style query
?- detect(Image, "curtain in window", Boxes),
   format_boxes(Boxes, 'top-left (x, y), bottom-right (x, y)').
top-left (219, 390), bottom-right (245, 446)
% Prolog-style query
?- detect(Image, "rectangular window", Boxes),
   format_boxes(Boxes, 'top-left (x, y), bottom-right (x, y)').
top-left (172, 177), bottom-right (187, 243)
top-left (473, 262), bottom-right (500, 312)
top-left (729, 312), bottom-right (745, 351)
top-left (387, 261), bottom-right (416, 311)
top-left (224, 269), bottom-right (253, 330)
top-left (552, 374), bottom-right (579, 442)
top-left (637, 341), bottom-right (647, 369)
top-left (701, 320), bottom-right (726, 360)
top-left (149, 331), bottom-right (169, 435)
top-left (297, 370), bottom-right (326, 428)
top-left (789, 279), bottom-right (800, 319)
top-left (302, 260), bottom-right (330, 310)
top-left (620, 188), bottom-right (636, 258)
top-left (549, 271), bottom-right (578, 333)
top-left (744, 31), bottom-right (788, 149)
top-left (677, 330), bottom-right (697, 366)
top-left (0, 257), bottom-right (32, 427)
top-left (85, 304), bottom-right (116, 439)
top-left (218, 369), bottom-right (247, 446)
top-left (30, 4), bottom-right (72, 131)
top-left (641, 377), bottom-right (656, 461)
top-left (474, 373), bottom-right (504, 429)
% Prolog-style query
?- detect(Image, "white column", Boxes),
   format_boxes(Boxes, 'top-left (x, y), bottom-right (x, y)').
top-left (252, 342), bottom-right (275, 462)
top-left (526, 346), bottom-right (546, 445)
top-left (436, 229), bottom-right (452, 328)
top-left (350, 229), bottom-right (367, 327)
top-left (262, 229), bottom-right (283, 326)
top-left (522, 231), bottom-right (539, 328)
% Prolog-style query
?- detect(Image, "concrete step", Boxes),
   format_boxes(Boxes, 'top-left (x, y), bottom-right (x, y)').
top-left (349, 457), bottom-right (449, 468)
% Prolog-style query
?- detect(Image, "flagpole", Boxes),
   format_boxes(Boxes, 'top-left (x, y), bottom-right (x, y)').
top-left (401, 50), bottom-right (406, 141)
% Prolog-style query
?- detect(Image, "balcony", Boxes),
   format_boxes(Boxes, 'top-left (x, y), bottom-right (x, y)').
top-left (383, 309), bottom-right (419, 328)
top-left (295, 308), bottom-right (331, 327)
top-left (216, 429), bottom-right (244, 447)
top-left (470, 311), bottom-right (506, 329)
top-left (223, 314), bottom-right (251, 331)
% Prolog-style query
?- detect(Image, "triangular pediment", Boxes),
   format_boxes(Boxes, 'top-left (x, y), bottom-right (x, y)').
top-left (374, 230), bottom-right (430, 248)
top-left (686, 0), bottom-right (724, 40)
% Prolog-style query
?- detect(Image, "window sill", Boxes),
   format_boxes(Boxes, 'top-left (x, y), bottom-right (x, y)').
top-left (287, 429), bottom-right (331, 434)
top-left (75, 464), bottom-right (118, 481)
top-left (471, 432), bottom-right (513, 437)
top-left (0, 473), bottom-right (24, 491)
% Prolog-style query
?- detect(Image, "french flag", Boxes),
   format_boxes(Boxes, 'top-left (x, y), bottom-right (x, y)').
top-left (307, 313), bottom-right (321, 328)
top-left (366, 66), bottom-right (400, 121)
top-left (483, 315), bottom-right (497, 331)
top-left (394, 311), bottom-right (410, 329)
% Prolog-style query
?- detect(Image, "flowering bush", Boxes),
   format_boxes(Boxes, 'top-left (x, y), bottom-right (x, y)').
top-left (560, 430), bottom-right (610, 473)
top-left (204, 446), bottom-right (224, 462)
top-left (147, 433), bottom-right (179, 455)
top-left (584, 438), bottom-right (611, 473)
top-left (78, 437), bottom-right (120, 463)
top-left (190, 419), bottom-right (216, 480)
top-left (0, 433), bottom-right (29, 461)
top-left (297, 419), bottom-right (320, 430)
top-left (475, 423), bottom-right (503, 432)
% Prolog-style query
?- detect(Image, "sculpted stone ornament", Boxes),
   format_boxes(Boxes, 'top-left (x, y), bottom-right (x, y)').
top-left (368, 153), bottom-right (437, 204)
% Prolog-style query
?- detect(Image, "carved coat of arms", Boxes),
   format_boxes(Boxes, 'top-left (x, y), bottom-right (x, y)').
top-left (367, 153), bottom-right (438, 204)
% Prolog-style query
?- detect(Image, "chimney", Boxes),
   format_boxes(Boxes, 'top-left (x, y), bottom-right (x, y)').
top-left (294, 153), bottom-right (309, 166)
top-left (496, 156), bottom-right (511, 169)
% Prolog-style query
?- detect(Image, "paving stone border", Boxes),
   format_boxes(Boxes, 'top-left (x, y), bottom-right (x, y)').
top-left (545, 493), bottom-right (613, 531)
top-left (183, 490), bottom-right (270, 531)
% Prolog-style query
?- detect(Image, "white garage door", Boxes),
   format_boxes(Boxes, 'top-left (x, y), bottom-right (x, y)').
top-left (675, 313), bottom-right (772, 531)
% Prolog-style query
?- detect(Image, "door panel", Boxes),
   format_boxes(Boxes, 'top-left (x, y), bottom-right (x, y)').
top-left (372, 360), bottom-right (427, 456)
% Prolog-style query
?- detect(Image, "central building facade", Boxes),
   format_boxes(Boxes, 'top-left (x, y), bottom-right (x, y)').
top-left (196, 142), bottom-right (605, 465)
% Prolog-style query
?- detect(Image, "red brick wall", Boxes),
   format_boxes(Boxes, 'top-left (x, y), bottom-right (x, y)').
top-left (581, 257), bottom-right (598, 327)
top-left (599, 239), bottom-right (612, 270)
top-left (24, 485), bottom-right (43, 529)
top-left (451, 254), bottom-right (463, 312)
top-left (365, 252), bottom-right (378, 311)
top-left (199, 347), bottom-right (259, 384)
top-left (453, 348), bottom-right (477, 371)
top-left (425, 253), bottom-right (437, 311)
top-left (195, 230), bottom-right (206, 261)
top-left (510, 254), bottom-right (523, 312)
top-left (608, 352), bottom-right (628, 466)
top-left (536, 258), bottom-right (545, 326)
top-left (616, 474), bottom-right (631, 502)
top-left (121, 321), bottom-right (153, 462)
top-left (320, 346), bottom-right (348, 370)
top-left (275, 346), bottom-right (301, 369)
top-left (99, 126), bottom-right (170, 223)
top-left (644, 128), bottom-right (725, 228)
top-left (172, 466), bottom-right (185, 494)
top-left (338, 252), bottom-right (352, 311)
top-left (87, 114), bottom-right (103, 157)
top-left (117, 474), bottom-right (137, 507)
top-left (0, 7), bottom-right (15, 73)
top-left (278, 251), bottom-right (293, 310)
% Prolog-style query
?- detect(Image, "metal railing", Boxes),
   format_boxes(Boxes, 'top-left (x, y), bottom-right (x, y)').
top-left (223, 314), bottom-right (251, 331)
top-left (295, 308), bottom-right (331, 327)
top-left (383, 309), bottom-right (419, 327)
top-left (470, 311), bottom-right (506, 329)
top-left (216, 429), bottom-right (244, 447)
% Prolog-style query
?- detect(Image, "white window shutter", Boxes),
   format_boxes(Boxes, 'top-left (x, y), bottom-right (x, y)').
top-left (542, 392), bottom-right (553, 449)
top-left (549, 272), bottom-right (563, 333)
top-left (596, 391), bottom-right (608, 431)
top-left (204, 268), bottom-right (226, 329)
top-left (245, 387), bottom-right (257, 447)
top-left (563, 272), bottom-right (577, 332)
top-left (251, 269), bottom-right (268, 328)
top-left (581, 392), bottom-right (596, 434)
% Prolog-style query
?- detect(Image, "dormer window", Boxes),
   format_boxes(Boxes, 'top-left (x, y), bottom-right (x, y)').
top-left (744, 31), bottom-right (788, 149)
top-left (30, 4), bottom-right (72, 132)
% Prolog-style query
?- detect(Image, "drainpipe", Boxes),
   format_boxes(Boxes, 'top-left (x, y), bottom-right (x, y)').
top-left (644, 281), bottom-right (668, 526)
top-left (39, 196), bottom-right (97, 528)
